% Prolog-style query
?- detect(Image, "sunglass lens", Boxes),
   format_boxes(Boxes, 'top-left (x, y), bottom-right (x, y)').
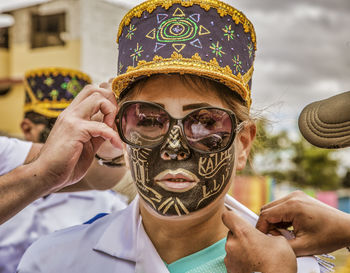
top-left (184, 109), bottom-right (233, 152)
top-left (121, 103), bottom-right (170, 147)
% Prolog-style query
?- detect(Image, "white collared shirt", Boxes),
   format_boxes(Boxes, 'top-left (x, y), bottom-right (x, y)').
top-left (18, 195), bottom-right (322, 273)
top-left (0, 136), bottom-right (32, 176)
top-left (1, 190), bottom-right (127, 273)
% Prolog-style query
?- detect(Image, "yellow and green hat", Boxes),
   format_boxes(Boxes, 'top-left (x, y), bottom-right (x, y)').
top-left (24, 67), bottom-right (91, 118)
top-left (113, 0), bottom-right (257, 107)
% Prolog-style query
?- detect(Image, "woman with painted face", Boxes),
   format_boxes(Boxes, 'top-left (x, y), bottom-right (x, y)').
top-left (18, 1), bottom-right (325, 273)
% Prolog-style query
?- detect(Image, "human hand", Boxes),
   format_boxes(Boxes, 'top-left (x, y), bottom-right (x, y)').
top-left (257, 191), bottom-right (350, 256)
top-left (32, 84), bottom-right (122, 193)
top-left (92, 79), bottom-right (124, 160)
top-left (223, 210), bottom-right (297, 273)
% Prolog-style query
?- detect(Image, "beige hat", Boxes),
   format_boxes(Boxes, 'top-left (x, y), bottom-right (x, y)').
top-left (298, 91), bottom-right (350, 149)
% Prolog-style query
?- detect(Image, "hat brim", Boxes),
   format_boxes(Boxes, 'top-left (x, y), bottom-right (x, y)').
top-left (298, 91), bottom-right (350, 149)
top-left (112, 55), bottom-right (252, 106)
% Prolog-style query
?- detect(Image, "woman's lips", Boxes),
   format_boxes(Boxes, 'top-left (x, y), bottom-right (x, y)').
top-left (154, 169), bottom-right (199, 193)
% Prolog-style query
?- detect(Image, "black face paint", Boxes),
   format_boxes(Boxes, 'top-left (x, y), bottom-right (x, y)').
top-left (127, 124), bottom-right (235, 216)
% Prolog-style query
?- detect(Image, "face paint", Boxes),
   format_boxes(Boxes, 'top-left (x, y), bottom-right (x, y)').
top-left (127, 124), bottom-right (235, 216)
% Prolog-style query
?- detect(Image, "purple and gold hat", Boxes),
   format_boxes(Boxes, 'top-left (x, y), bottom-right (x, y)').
top-left (24, 67), bottom-right (92, 118)
top-left (113, 0), bottom-right (257, 107)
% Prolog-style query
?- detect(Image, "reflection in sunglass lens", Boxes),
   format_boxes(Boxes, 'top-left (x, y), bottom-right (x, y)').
top-left (184, 109), bottom-right (233, 152)
top-left (121, 103), bottom-right (170, 146)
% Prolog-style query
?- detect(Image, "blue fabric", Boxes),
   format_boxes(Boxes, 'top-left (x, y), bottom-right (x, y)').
top-left (165, 238), bottom-right (227, 273)
top-left (84, 213), bottom-right (109, 224)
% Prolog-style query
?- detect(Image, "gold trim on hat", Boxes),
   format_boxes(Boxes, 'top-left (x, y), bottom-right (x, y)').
top-left (117, 0), bottom-right (257, 50)
top-left (112, 52), bottom-right (253, 107)
top-left (23, 102), bottom-right (71, 118)
top-left (25, 67), bottom-right (92, 83)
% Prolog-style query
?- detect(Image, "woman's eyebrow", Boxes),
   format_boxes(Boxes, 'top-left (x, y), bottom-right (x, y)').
top-left (183, 103), bottom-right (212, 111)
top-left (152, 102), bottom-right (165, 108)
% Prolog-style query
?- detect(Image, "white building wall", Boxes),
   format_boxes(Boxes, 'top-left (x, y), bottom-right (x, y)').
top-left (80, 0), bottom-right (128, 84)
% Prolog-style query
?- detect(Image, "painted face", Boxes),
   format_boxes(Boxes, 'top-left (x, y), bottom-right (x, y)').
top-left (124, 75), bottom-right (238, 217)
top-left (127, 135), bottom-right (235, 216)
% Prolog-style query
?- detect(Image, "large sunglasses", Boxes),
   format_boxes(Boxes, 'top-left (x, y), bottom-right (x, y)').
top-left (115, 101), bottom-right (243, 154)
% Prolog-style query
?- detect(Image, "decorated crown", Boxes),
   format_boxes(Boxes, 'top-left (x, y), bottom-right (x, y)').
top-left (112, 0), bottom-right (256, 107)
top-left (24, 67), bottom-right (92, 118)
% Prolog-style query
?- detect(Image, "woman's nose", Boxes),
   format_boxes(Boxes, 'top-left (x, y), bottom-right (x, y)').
top-left (160, 125), bottom-right (190, 161)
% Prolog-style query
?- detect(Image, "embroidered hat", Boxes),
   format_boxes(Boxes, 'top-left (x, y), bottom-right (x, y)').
top-left (24, 67), bottom-right (92, 118)
top-left (112, 0), bottom-right (256, 107)
top-left (298, 91), bottom-right (350, 149)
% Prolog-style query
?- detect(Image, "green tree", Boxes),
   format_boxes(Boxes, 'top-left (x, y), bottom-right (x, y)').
top-left (244, 119), bottom-right (341, 190)
top-left (287, 137), bottom-right (340, 190)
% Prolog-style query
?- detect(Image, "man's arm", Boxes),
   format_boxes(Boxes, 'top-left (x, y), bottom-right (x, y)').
top-left (0, 84), bottom-right (121, 224)
top-left (23, 143), bottom-right (42, 164)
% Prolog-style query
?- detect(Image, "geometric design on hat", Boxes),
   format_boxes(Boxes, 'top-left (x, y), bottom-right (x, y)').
top-left (117, 0), bottom-right (257, 52)
top-left (115, 1), bottom-right (258, 108)
top-left (146, 28), bottom-right (156, 40)
top-left (173, 7), bottom-right (185, 17)
top-left (50, 89), bottom-right (59, 100)
top-left (37, 89), bottom-right (44, 100)
top-left (118, 62), bottom-right (124, 75)
top-left (157, 14), bottom-right (169, 24)
top-left (247, 43), bottom-right (253, 59)
top-left (189, 13), bottom-right (200, 23)
top-left (157, 17), bottom-right (198, 43)
top-left (172, 43), bottom-right (186, 53)
top-left (222, 25), bottom-right (234, 41)
top-left (210, 41), bottom-right (225, 58)
top-left (199, 25), bottom-right (210, 36)
top-left (130, 43), bottom-right (144, 65)
top-left (126, 24), bottom-right (137, 40)
top-left (232, 55), bottom-right (242, 73)
top-left (190, 38), bottom-right (202, 49)
top-left (154, 42), bottom-right (166, 52)
top-left (64, 77), bottom-right (83, 97)
top-left (44, 77), bottom-right (54, 86)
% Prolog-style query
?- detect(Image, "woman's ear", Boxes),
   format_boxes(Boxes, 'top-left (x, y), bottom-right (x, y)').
top-left (20, 118), bottom-right (42, 142)
top-left (236, 121), bottom-right (256, 171)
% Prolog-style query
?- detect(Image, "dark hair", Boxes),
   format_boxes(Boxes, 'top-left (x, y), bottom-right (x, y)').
top-left (24, 111), bottom-right (57, 129)
top-left (118, 74), bottom-right (251, 122)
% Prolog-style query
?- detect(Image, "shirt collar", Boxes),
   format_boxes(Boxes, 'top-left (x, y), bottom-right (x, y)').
top-left (93, 196), bottom-right (140, 261)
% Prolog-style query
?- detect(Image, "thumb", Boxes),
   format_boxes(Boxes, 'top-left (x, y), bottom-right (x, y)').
top-left (222, 210), bottom-right (250, 233)
top-left (288, 237), bottom-right (307, 257)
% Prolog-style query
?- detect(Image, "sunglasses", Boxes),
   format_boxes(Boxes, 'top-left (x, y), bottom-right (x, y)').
top-left (115, 101), bottom-right (243, 154)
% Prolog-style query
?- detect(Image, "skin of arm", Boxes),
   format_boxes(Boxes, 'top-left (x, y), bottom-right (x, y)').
top-left (222, 210), bottom-right (297, 273)
top-left (21, 142), bottom-right (126, 192)
top-left (23, 143), bottom-right (42, 164)
top-left (0, 84), bottom-right (122, 224)
top-left (256, 190), bottom-right (350, 256)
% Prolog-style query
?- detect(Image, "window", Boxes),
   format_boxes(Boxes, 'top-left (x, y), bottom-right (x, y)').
top-left (0, 28), bottom-right (9, 49)
top-left (31, 13), bottom-right (66, 48)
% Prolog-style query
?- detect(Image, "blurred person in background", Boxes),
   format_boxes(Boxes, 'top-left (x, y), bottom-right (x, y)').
top-left (0, 67), bottom-right (127, 273)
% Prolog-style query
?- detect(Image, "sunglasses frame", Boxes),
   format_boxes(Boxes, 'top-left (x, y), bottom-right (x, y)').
top-left (115, 100), bottom-right (243, 154)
